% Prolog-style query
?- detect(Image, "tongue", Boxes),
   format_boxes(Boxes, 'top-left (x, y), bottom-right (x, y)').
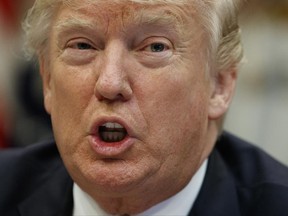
top-left (99, 126), bottom-right (127, 143)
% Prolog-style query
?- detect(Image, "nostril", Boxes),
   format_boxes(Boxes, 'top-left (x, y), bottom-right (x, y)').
top-left (94, 83), bottom-right (126, 101)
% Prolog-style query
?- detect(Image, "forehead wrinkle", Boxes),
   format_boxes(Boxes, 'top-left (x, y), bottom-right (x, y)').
top-left (120, 4), bottom-right (195, 37)
top-left (79, 2), bottom-right (188, 35)
top-left (135, 11), bottom-right (181, 30)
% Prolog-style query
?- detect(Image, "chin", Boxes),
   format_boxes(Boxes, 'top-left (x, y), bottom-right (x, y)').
top-left (73, 157), bottom-right (151, 195)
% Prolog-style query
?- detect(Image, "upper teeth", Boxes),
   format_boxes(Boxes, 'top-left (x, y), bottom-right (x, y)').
top-left (102, 122), bottom-right (124, 129)
top-left (99, 122), bottom-right (127, 143)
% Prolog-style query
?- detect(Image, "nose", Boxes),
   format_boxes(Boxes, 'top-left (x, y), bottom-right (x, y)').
top-left (95, 42), bottom-right (133, 102)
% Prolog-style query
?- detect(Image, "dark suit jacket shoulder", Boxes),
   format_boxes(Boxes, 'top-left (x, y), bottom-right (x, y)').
top-left (0, 140), bottom-right (73, 216)
top-left (1, 133), bottom-right (288, 216)
top-left (190, 132), bottom-right (288, 216)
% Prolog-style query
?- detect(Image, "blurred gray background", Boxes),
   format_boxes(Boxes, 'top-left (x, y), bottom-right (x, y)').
top-left (0, 0), bottom-right (287, 165)
top-left (225, 0), bottom-right (288, 165)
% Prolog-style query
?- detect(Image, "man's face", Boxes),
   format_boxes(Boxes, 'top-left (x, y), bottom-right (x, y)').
top-left (41, 0), bottom-right (222, 202)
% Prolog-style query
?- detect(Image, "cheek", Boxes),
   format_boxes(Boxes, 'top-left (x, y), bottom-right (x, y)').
top-left (49, 64), bottom-right (96, 149)
top-left (50, 64), bottom-right (95, 113)
top-left (136, 70), bottom-right (210, 153)
top-left (134, 74), bottom-right (210, 181)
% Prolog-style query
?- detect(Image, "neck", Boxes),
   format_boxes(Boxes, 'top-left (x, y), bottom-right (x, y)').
top-left (74, 158), bottom-right (209, 215)
top-left (90, 182), bottom-right (188, 214)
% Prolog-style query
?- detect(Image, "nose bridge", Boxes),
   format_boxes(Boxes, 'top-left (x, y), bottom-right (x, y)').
top-left (95, 40), bottom-right (132, 101)
top-left (102, 41), bottom-right (125, 81)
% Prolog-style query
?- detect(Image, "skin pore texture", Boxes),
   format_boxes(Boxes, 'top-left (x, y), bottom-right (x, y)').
top-left (39, 0), bottom-right (237, 214)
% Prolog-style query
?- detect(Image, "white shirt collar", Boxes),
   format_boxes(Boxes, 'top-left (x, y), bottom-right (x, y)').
top-left (73, 159), bottom-right (208, 216)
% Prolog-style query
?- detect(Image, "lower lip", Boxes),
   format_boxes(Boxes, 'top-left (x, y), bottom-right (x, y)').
top-left (89, 135), bottom-right (134, 157)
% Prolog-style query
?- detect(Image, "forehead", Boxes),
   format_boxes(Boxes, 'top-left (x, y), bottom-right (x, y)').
top-left (54, 0), bottom-right (200, 35)
top-left (66, 0), bottom-right (191, 6)
top-left (59, 0), bottom-right (194, 16)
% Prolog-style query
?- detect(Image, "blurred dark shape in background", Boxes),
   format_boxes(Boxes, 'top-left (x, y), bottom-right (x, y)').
top-left (12, 61), bottom-right (52, 147)
top-left (0, 0), bottom-right (52, 148)
top-left (0, 0), bottom-right (17, 31)
top-left (0, 93), bottom-right (10, 148)
top-left (0, 0), bottom-right (18, 148)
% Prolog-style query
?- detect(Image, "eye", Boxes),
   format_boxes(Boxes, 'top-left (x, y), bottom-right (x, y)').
top-left (144, 42), bottom-right (169, 53)
top-left (135, 38), bottom-right (174, 68)
top-left (138, 37), bottom-right (173, 55)
top-left (66, 40), bottom-right (95, 50)
top-left (150, 43), bottom-right (167, 52)
top-left (75, 42), bottom-right (93, 50)
top-left (61, 39), bottom-right (97, 65)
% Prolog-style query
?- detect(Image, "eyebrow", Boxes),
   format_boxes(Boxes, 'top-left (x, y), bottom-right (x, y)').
top-left (55, 17), bottom-right (98, 35)
top-left (53, 16), bottom-right (103, 48)
top-left (129, 7), bottom-right (188, 34)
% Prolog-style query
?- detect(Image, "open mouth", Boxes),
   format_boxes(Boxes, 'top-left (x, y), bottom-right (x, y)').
top-left (99, 122), bottom-right (128, 143)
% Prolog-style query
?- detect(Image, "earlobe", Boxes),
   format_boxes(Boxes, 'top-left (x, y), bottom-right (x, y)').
top-left (208, 68), bottom-right (237, 120)
top-left (39, 56), bottom-right (52, 115)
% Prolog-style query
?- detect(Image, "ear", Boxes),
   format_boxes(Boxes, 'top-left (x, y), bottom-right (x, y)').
top-left (39, 56), bottom-right (52, 115)
top-left (208, 67), bottom-right (237, 120)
